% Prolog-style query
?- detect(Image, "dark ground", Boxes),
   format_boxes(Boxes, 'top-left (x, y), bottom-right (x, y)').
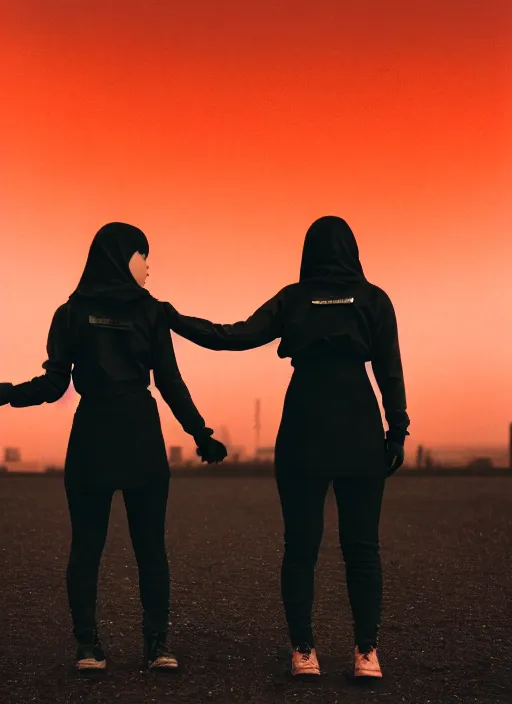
top-left (0, 475), bottom-right (510, 704)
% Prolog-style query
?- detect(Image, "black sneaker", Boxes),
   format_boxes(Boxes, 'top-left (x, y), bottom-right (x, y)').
top-left (76, 635), bottom-right (106, 670)
top-left (144, 632), bottom-right (179, 670)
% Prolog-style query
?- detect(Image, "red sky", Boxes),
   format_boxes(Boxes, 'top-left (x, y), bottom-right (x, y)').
top-left (0, 1), bottom-right (511, 464)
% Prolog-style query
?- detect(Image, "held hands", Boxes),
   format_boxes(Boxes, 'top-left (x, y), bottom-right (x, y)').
top-left (196, 437), bottom-right (228, 464)
top-left (385, 438), bottom-right (405, 477)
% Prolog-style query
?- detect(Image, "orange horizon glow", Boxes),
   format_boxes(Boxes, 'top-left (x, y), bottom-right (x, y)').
top-left (0, 1), bottom-right (511, 465)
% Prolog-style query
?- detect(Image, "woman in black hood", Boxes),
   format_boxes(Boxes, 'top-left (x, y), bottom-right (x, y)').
top-left (0, 222), bottom-right (227, 671)
top-left (163, 216), bottom-right (410, 679)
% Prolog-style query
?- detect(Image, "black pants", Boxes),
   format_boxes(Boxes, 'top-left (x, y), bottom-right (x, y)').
top-left (65, 473), bottom-right (170, 643)
top-left (276, 475), bottom-right (386, 651)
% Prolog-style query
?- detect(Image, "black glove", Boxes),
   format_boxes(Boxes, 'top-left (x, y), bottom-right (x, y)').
top-left (0, 383), bottom-right (13, 407)
top-left (196, 437), bottom-right (228, 464)
top-left (385, 438), bottom-right (404, 476)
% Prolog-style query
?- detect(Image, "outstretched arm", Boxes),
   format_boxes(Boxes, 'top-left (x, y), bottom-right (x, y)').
top-left (161, 289), bottom-right (286, 351)
top-left (370, 291), bottom-right (410, 443)
top-left (152, 306), bottom-right (214, 446)
top-left (0, 305), bottom-right (73, 407)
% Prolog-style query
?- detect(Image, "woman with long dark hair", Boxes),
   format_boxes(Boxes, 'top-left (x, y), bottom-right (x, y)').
top-left (163, 216), bottom-right (410, 678)
top-left (0, 222), bottom-right (227, 671)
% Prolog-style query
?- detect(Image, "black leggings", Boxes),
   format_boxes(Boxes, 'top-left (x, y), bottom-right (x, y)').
top-left (276, 475), bottom-right (386, 651)
top-left (65, 473), bottom-right (170, 642)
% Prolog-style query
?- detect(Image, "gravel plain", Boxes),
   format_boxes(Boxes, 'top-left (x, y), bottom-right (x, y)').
top-left (0, 474), bottom-right (511, 704)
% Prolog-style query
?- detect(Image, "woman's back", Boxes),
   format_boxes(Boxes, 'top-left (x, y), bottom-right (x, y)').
top-left (164, 215), bottom-right (410, 462)
top-left (66, 295), bottom-right (162, 399)
top-left (275, 278), bottom-right (388, 364)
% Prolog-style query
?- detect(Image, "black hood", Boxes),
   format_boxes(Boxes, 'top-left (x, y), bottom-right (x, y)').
top-left (299, 216), bottom-right (366, 284)
top-left (69, 222), bottom-right (150, 303)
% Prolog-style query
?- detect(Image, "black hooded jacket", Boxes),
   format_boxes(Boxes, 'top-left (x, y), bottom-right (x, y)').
top-left (0, 223), bottom-right (212, 444)
top-left (163, 217), bottom-right (410, 442)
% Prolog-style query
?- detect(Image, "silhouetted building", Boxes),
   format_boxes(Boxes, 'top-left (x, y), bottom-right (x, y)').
top-left (433, 445), bottom-right (508, 468)
top-left (467, 457), bottom-right (494, 471)
top-left (229, 445), bottom-right (245, 463)
top-left (509, 422), bottom-right (512, 470)
top-left (4, 447), bottom-right (21, 462)
top-left (255, 446), bottom-right (274, 462)
top-left (424, 450), bottom-right (434, 469)
top-left (3, 461), bottom-right (42, 472)
top-left (0, 449), bottom-right (41, 471)
top-left (416, 445), bottom-right (424, 469)
top-left (254, 399), bottom-right (261, 454)
top-left (168, 446), bottom-right (183, 465)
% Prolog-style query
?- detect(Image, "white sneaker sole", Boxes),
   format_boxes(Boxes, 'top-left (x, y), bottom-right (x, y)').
top-left (77, 658), bottom-right (106, 670)
top-left (149, 656), bottom-right (179, 669)
top-left (354, 667), bottom-right (382, 678)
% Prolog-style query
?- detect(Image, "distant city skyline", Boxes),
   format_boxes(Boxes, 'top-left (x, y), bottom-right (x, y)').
top-left (2, 440), bottom-right (510, 470)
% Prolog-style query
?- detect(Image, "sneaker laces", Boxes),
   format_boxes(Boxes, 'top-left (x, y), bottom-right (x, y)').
top-left (294, 644), bottom-right (313, 661)
top-left (358, 646), bottom-right (376, 660)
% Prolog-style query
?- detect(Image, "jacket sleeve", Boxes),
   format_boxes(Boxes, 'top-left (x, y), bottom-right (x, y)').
top-left (152, 305), bottom-right (213, 445)
top-left (370, 289), bottom-right (410, 443)
top-left (7, 305), bottom-right (73, 407)
top-left (161, 289), bottom-right (287, 351)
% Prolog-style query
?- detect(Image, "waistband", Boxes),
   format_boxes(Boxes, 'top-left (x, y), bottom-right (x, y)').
top-left (78, 383), bottom-right (152, 406)
top-left (291, 351), bottom-right (367, 371)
